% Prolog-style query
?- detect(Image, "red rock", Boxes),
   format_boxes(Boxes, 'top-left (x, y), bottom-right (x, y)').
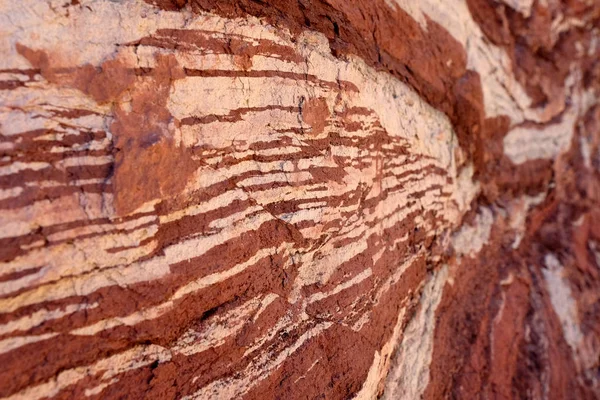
top-left (0, 0), bottom-right (598, 399)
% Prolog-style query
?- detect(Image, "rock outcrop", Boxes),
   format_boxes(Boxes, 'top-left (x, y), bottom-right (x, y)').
top-left (0, 0), bottom-right (598, 399)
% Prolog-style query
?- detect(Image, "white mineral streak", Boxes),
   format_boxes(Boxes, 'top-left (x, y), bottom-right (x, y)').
top-left (542, 253), bottom-right (600, 387)
top-left (382, 266), bottom-right (449, 400)
top-left (353, 306), bottom-right (407, 400)
top-left (452, 207), bottom-right (494, 257)
top-left (452, 164), bottom-right (479, 212)
top-left (0, 302), bottom-right (98, 336)
top-left (0, 333), bottom-right (58, 356)
top-left (542, 254), bottom-right (583, 357)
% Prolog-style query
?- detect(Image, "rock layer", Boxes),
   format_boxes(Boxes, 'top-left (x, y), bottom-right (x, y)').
top-left (0, 0), bottom-right (599, 399)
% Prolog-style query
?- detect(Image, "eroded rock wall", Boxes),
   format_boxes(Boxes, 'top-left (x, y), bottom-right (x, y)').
top-left (0, 0), bottom-right (598, 399)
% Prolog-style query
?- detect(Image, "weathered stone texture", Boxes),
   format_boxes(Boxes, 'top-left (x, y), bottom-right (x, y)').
top-left (0, 0), bottom-right (598, 399)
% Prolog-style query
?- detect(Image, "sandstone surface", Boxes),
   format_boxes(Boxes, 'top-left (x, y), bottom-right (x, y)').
top-left (0, 0), bottom-right (599, 399)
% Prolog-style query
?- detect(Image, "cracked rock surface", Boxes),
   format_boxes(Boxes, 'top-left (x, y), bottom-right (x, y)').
top-left (0, 0), bottom-right (599, 399)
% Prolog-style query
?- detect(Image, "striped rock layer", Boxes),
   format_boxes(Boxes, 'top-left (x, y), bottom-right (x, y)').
top-left (0, 0), bottom-right (599, 399)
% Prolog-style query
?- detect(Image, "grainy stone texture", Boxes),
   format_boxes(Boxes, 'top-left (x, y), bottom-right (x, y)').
top-left (0, 0), bottom-right (598, 399)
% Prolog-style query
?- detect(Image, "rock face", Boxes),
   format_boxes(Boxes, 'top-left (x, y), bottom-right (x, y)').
top-left (0, 0), bottom-right (598, 399)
